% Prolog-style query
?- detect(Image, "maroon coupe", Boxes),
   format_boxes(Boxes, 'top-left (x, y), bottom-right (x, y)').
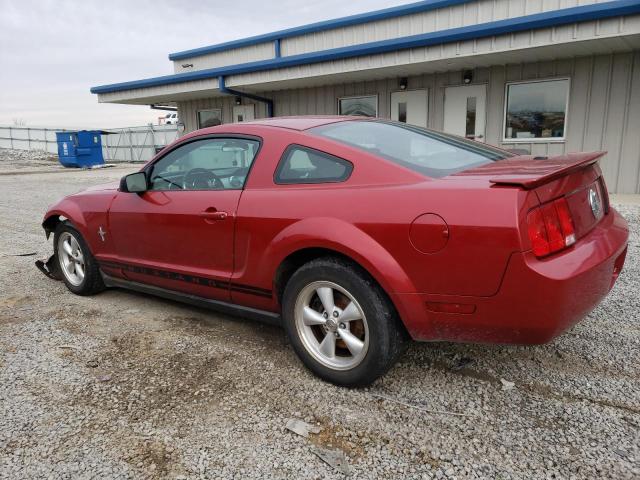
top-left (39, 116), bottom-right (629, 386)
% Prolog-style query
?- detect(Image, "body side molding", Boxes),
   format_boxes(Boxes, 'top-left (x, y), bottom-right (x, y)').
top-left (101, 273), bottom-right (281, 326)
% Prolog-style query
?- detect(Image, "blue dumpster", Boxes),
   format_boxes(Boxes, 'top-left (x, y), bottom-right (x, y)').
top-left (55, 130), bottom-right (105, 168)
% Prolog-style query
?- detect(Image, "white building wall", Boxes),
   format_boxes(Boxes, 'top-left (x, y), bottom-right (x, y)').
top-left (280, 0), bottom-right (610, 56)
top-left (228, 15), bottom-right (640, 88)
top-left (171, 42), bottom-right (275, 74)
top-left (170, 0), bottom-right (610, 72)
top-left (179, 95), bottom-right (234, 133)
top-left (178, 52), bottom-right (640, 194)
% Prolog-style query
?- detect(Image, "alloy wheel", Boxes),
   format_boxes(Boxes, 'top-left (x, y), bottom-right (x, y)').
top-left (57, 232), bottom-right (85, 287)
top-left (294, 281), bottom-right (369, 370)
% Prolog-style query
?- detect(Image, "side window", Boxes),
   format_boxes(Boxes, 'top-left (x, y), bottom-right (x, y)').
top-left (149, 137), bottom-right (260, 191)
top-left (275, 146), bottom-right (353, 184)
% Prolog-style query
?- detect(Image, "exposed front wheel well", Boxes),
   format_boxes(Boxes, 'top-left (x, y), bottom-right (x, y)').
top-left (42, 214), bottom-right (65, 238)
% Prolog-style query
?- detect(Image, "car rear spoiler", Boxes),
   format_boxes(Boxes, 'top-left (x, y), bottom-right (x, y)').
top-left (489, 152), bottom-right (605, 189)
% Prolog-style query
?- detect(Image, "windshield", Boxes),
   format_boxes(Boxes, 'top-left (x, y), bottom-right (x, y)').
top-left (310, 120), bottom-right (512, 178)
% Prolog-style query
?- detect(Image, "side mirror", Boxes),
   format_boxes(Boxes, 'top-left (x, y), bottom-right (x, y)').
top-left (120, 172), bottom-right (148, 193)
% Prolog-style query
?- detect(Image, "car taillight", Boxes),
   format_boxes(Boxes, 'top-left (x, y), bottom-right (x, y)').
top-left (527, 197), bottom-right (576, 257)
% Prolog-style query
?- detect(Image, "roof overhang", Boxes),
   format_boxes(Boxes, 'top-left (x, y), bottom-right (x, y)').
top-left (96, 78), bottom-right (219, 105)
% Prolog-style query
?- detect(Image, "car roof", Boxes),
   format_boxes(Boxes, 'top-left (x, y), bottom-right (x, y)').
top-left (237, 115), bottom-right (365, 131)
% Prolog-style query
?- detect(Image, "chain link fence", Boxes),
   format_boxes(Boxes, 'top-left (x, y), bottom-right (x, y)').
top-left (0, 124), bottom-right (180, 163)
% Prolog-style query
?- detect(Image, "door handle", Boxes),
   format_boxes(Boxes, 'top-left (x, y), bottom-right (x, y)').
top-left (200, 209), bottom-right (229, 221)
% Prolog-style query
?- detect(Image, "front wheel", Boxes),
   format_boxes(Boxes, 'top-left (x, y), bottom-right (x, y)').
top-left (282, 257), bottom-right (408, 387)
top-left (54, 223), bottom-right (105, 296)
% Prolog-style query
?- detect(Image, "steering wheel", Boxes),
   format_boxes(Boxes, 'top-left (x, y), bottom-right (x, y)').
top-left (182, 168), bottom-right (223, 190)
top-left (228, 167), bottom-right (250, 189)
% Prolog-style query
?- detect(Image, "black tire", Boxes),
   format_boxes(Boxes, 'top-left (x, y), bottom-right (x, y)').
top-left (53, 222), bottom-right (105, 296)
top-left (282, 257), bottom-right (408, 387)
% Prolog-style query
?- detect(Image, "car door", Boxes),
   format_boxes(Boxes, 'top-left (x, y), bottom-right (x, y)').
top-left (107, 135), bottom-right (260, 301)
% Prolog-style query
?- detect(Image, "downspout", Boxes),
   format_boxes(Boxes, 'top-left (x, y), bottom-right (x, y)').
top-left (218, 76), bottom-right (274, 118)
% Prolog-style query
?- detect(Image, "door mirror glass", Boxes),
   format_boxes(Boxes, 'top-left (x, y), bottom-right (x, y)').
top-left (121, 172), bottom-right (148, 193)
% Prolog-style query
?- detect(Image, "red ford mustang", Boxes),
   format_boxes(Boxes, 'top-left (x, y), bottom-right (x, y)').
top-left (39, 116), bottom-right (629, 386)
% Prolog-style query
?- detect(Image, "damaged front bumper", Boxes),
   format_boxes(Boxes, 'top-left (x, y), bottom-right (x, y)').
top-left (35, 254), bottom-right (61, 280)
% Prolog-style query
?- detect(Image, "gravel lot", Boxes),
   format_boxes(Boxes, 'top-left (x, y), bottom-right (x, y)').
top-left (0, 149), bottom-right (62, 172)
top-left (0, 148), bottom-right (638, 479)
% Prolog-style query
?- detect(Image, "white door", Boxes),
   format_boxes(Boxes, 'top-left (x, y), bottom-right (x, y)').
top-left (391, 90), bottom-right (428, 128)
top-left (443, 85), bottom-right (487, 142)
top-left (232, 105), bottom-right (255, 123)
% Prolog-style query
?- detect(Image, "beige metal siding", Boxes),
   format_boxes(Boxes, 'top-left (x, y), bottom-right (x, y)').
top-left (178, 96), bottom-right (236, 133)
top-left (618, 51), bottom-right (640, 193)
top-left (169, 0), bottom-right (612, 72)
top-left (172, 42), bottom-right (275, 73)
top-left (491, 53), bottom-right (640, 194)
top-left (228, 16), bottom-right (640, 88)
top-left (178, 52), bottom-right (640, 193)
top-left (280, 0), bottom-right (609, 56)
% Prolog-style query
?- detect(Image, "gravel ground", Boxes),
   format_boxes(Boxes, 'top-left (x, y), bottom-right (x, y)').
top-left (0, 148), bottom-right (62, 172)
top-left (0, 148), bottom-right (638, 479)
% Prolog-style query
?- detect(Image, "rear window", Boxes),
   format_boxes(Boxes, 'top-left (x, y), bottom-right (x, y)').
top-left (310, 120), bottom-right (511, 178)
top-left (275, 145), bottom-right (352, 184)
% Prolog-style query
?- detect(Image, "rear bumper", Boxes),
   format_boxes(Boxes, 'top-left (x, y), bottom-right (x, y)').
top-left (394, 208), bottom-right (629, 344)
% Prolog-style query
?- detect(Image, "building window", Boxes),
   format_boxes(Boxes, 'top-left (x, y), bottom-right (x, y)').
top-left (465, 97), bottom-right (477, 138)
top-left (275, 145), bottom-right (353, 184)
top-left (197, 109), bottom-right (223, 128)
top-left (338, 95), bottom-right (377, 117)
top-left (504, 79), bottom-right (569, 141)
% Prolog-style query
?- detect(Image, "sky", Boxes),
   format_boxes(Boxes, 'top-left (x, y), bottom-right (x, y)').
top-left (0, 0), bottom-right (409, 129)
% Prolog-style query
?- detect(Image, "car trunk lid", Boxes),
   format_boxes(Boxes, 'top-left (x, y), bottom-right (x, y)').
top-left (452, 151), bottom-right (609, 242)
top-left (478, 151), bottom-right (604, 189)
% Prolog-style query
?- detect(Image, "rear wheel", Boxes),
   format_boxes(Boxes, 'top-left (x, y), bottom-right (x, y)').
top-left (282, 257), bottom-right (408, 387)
top-left (54, 223), bottom-right (105, 296)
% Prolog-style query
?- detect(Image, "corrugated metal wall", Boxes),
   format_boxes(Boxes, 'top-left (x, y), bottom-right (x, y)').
top-left (171, 42), bottom-right (275, 73)
top-left (170, 0), bottom-right (608, 72)
top-left (228, 15), bottom-right (640, 90)
top-left (180, 96), bottom-right (230, 133)
top-left (280, 0), bottom-right (609, 56)
top-left (178, 52), bottom-right (640, 193)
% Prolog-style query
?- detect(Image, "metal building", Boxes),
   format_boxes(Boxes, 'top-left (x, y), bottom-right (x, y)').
top-left (91, 0), bottom-right (640, 193)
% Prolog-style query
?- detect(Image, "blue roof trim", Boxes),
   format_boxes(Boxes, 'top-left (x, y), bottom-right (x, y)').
top-left (92, 0), bottom-right (640, 95)
top-left (168, 0), bottom-right (473, 61)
